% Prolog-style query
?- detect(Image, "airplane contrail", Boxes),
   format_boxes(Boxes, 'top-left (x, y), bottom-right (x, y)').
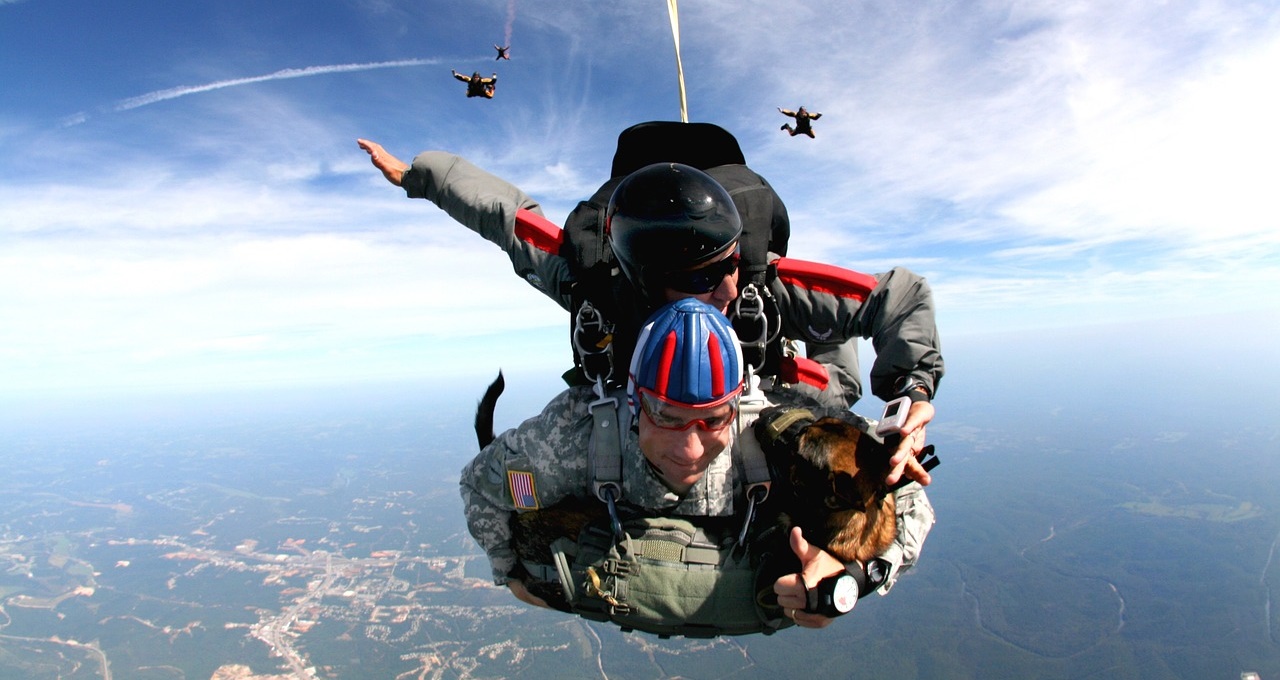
top-left (504, 0), bottom-right (517, 48)
top-left (114, 58), bottom-right (440, 111)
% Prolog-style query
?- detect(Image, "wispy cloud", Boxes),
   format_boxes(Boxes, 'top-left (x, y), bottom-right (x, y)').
top-left (114, 59), bottom-right (440, 111)
top-left (8, 0), bottom-right (1280, 396)
top-left (61, 58), bottom-right (443, 126)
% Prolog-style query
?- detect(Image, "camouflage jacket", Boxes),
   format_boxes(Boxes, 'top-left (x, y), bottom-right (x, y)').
top-left (459, 385), bottom-right (935, 594)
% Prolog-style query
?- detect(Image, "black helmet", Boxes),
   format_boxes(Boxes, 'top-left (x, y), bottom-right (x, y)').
top-left (606, 163), bottom-right (742, 295)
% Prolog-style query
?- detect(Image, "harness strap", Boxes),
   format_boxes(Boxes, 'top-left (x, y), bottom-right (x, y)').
top-left (888, 445), bottom-right (940, 493)
top-left (514, 208), bottom-right (565, 255)
top-left (735, 379), bottom-right (773, 498)
top-left (587, 384), bottom-right (629, 525)
top-left (774, 257), bottom-right (877, 301)
top-left (588, 394), bottom-right (625, 497)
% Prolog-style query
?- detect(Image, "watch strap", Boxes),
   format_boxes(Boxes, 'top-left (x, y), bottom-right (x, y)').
top-left (894, 376), bottom-right (932, 403)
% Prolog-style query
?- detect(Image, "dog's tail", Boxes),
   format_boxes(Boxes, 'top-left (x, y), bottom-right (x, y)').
top-left (475, 371), bottom-right (505, 449)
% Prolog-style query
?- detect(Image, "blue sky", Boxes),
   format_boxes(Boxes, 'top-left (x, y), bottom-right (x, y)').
top-left (2, 0), bottom-right (1278, 397)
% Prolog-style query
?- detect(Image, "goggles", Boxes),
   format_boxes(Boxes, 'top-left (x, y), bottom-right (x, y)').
top-left (661, 250), bottom-right (741, 295)
top-left (638, 390), bottom-right (738, 432)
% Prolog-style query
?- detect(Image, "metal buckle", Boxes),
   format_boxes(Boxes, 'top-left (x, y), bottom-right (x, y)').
top-left (735, 484), bottom-right (769, 550)
top-left (573, 302), bottom-right (615, 386)
top-left (599, 484), bottom-right (624, 541)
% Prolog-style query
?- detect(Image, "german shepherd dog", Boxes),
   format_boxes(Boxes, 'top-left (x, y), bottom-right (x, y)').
top-left (473, 373), bottom-right (899, 612)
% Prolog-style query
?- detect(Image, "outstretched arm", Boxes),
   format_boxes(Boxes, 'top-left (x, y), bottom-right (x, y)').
top-left (358, 143), bottom-right (574, 310)
top-left (778, 107), bottom-right (797, 117)
top-left (356, 139), bottom-right (409, 187)
top-left (810, 112), bottom-right (822, 120)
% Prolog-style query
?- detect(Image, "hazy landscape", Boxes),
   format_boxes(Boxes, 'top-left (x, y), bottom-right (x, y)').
top-left (2, 320), bottom-right (1278, 679)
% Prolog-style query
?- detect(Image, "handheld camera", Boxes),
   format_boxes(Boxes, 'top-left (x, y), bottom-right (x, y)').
top-left (875, 396), bottom-right (911, 437)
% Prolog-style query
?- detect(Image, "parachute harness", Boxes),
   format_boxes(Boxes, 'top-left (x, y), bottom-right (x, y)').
top-left (731, 283), bottom-right (780, 375)
top-left (574, 301), bottom-right (616, 389)
top-left (579, 301), bottom-right (627, 541)
top-left (732, 375), bottom-right (773, 553)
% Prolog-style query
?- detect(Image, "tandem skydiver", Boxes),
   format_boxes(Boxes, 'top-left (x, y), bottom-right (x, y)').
top-left (461, 297), bottom-right (935, 635)
top-left (356, 137), bottom-right (943, 487)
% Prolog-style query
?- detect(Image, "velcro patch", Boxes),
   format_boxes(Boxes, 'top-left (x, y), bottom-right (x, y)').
top-left (507, 470), bottom-right (540, 510)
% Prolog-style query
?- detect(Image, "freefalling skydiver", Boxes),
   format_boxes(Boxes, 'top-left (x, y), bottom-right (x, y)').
top-left (461, 298), bottom-right (935, 634)
top-left (779, 106), bottom-right (822, 138)
top-left (354, 135), bottom-right (943, 483)
top-left (451, 69), bottom-right (497, 98)
top-left (356, 136), bottom-right (942, 635)
top-left (494, 45), bottom-right (510, 60)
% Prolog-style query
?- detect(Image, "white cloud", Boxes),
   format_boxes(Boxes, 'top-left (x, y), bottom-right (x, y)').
top-left (5, 0), bottom-right (1280, 395)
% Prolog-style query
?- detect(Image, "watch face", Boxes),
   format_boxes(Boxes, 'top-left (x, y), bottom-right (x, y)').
top-left (832, 574), bottom-right (858, 613)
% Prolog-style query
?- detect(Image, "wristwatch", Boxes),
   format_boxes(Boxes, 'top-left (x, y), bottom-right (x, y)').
top-left (808, 571), bottom-right (859, 617)
top-left (806, 558), bottom-right (893, 618)
top-left (894, 376), bottom-right (932, 403)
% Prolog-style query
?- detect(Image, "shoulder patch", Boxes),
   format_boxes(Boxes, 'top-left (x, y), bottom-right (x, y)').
top-left (507, 470), bottom-right (540, 510)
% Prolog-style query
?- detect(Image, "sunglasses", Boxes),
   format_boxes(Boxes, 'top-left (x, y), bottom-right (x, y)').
top-left (662, 251), bottom-right (741, 295)
top-left (639, 390), bottom-right (738, 432)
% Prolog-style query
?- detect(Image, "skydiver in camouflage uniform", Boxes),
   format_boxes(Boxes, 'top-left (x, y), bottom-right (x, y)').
top-left (460, 298), bottom-right (935, 630)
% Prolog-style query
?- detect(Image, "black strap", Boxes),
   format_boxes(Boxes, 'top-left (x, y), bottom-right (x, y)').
top-left (888, 445), bottom-right (940, 493)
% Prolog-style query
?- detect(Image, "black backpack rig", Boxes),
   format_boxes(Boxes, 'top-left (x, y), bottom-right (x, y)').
top-left (557, 121), bottom-right (793, 392)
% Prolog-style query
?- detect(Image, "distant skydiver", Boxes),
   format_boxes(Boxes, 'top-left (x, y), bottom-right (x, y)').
top-left (779, 106), bottom-right (822, 138)
top-left (494, 45), bottom-right (510, 60)
top-left (452, 70), bottom-right (497, 99)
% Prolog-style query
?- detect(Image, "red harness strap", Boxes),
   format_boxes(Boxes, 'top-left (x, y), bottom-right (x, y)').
top-left (775, 258), bottom-right (877, 301)
top-left (515, 208), bottom-right (564, 254)
top-left (779, 356), bottom-right (829, 389)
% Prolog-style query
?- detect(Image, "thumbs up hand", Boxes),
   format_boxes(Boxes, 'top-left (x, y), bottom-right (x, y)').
top-left (771, 526), bottom-right (848, 629)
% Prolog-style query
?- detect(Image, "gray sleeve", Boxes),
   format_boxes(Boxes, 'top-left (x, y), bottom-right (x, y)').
top-left (773, 263), bottom-right (944, 401)
top-left (872, 483), bottom-right (935, 595)
top-left (862, 268), bottom-right (944, 400)
top-left (802, 340), bottom-right (862, 405)
top-left (400, 151), bottom-right (575, 310)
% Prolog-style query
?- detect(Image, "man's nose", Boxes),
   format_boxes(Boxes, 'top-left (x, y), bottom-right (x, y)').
top-left (667, 429), bottom-right (710, 462)
top-left (712, 274), bottom-right (738, 305)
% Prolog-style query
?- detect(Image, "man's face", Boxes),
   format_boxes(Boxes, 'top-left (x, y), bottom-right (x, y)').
top-left (636, 395), bottom-right (735, 494)
top-left (661, 246), bottom-right (740, 314)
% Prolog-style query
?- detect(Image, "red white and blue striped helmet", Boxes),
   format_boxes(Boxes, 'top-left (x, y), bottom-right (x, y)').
top-left (627, 298), bottom-right (744, 414)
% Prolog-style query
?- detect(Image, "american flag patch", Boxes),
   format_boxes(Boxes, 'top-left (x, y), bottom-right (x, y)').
top-left (507, 470), bottom-right (539, 510)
